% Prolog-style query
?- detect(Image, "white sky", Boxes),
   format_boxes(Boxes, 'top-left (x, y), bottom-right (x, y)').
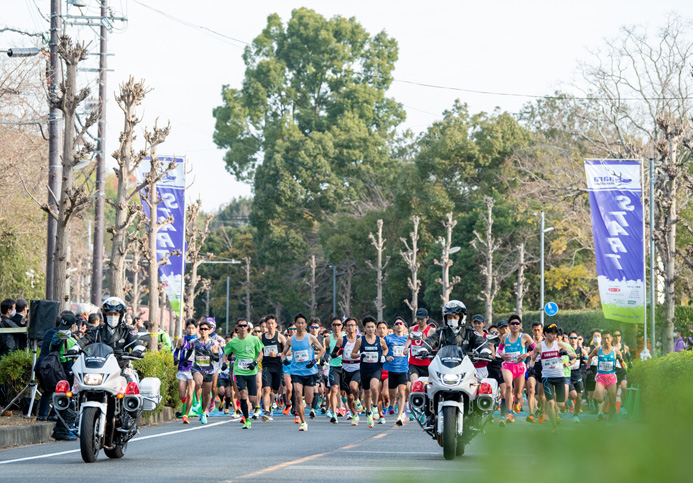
top-left (4, 0), bottom-right (693, 211)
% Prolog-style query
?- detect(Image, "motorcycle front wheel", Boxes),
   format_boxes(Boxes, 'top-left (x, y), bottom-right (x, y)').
top-left (442, 406), bottom-right (457, 460)
top-left (105, 443), bottom-right (127, 459)
top-left (80, 407), bottom-right (102, 463)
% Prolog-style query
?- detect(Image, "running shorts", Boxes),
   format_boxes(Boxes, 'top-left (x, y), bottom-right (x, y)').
top-left (542, 377), bottom-right (566, 403)
top-left (569, 375), bottom-right (584, 393)
top-left (217, 377), bottom-right (230, 388)
top-left (361, 369), bottom-right (382, 390)
top-left (176, 370), bottom-right (193, 381)
top-left (341, 370), bottom-right (361, 392)
top-left (585, 368), bottom-right (597, 392)
top-left (291, 374), bottom-right (316, 387)
top-left (502, 361), bottom-right (526, 379)
top-left (595, 372), bottom-right (617, 389)
top-left (262, 366), bottom-right (283, 391)
top-left (381, 370), bottom-right (389, 381)
top-left (616, 368), bottom-right (627, 384)
top-left (236, 374), bottom-right (258, 396)
top-left (408, 364), bottom-right (428, 379)
top-left (388, 372), bottom-right (408, 389)
top-left (328, 366), bottom-right (344, 388)
top-left (191, 369), bottom-right (214, 383)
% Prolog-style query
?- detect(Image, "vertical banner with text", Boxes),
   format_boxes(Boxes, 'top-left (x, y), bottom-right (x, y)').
top-left (585, 159), bottom-right (645, 323)
top-left (135, 156), bottom-right (186, 326)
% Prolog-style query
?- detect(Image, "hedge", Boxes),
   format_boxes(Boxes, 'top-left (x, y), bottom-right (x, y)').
top-left (628, 349), bottom-right (693, 419)
top-left (0, 349), bottom-right (34, 407)
top-left (132, 350), bottom-right (179, 414)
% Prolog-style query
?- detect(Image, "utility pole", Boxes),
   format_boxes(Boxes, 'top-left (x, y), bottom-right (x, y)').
top-left (225, 275), bottom-right (230, 334)
top-left (91, 0), bottom-right (108, 305)
top-left (46, 0), bottom-right (62, 300)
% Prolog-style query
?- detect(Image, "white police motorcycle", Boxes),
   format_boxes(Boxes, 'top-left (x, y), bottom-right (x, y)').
top-left (53, 335), bottom-right (161, 463)
top-left (408, 343), bottom-right (499, 460)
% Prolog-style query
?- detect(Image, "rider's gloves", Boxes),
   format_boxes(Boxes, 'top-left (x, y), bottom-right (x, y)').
top-left (306, 359), bottom-right (317, 369)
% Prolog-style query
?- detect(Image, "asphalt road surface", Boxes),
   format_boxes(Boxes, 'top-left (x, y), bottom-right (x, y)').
top-left (0, 409), bottom-right (598, 482)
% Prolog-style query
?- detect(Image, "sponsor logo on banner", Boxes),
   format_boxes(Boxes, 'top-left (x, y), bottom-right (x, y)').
top-left (584, 159), bottom-right (645, 324)
top-left (135, 157), bottom-right (186, 323)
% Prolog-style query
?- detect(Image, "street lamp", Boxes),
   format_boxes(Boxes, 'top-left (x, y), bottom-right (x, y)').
top-left (536, 211), bottom-right (554, 325)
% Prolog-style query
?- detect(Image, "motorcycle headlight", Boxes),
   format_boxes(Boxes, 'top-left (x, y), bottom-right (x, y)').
top-left (439, 373), bottom-right (463, 386)
top-left (83, 373), bottom-right (104, 386)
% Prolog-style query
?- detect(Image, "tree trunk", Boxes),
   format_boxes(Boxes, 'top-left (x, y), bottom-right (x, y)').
top-left (515, 242), bottom-right (526, 317)
top-left (401, 215), bottom-right (421, 323)
top-left (436, 213), bottom-right (461, 310)
top-left (244, 257), bottom-right (251, 322)
top-left (338, 262), bottom-right (353, 316)
top-left (306, 255), bottom-right (317, 319)
top-left (367, 219), bottom-right (389, 322)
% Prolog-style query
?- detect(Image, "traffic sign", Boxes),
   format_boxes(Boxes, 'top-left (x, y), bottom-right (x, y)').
top-left (544, 302), bottom-right (558, 316)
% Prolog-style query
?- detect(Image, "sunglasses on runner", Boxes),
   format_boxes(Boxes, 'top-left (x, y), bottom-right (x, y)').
top-left (569, 336), bottom-right (578, 339)
top-left (614, 333), bottom-right (621, 337)
top-left (236, 324), bottom-right (248, 329)
top-left (253, 330), bottom-right (261, 333)
top-left (311, 326), bottom-right (320, 329)
top-left (394, 321), bottom-right (404, 325)
top-left (510, 322), bottom-right (521, 326)
top-left (199, 327), bottom-right (209, 331)
top-left (489, 331), bottom-right (499, 335)
top-left (332, 323), bottom-right (342, 326)
top-left (288, 327), bottom-right (297, 331)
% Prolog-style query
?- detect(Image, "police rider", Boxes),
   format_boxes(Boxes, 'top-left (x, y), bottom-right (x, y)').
top-left (417, 300), bottom-right (491, 428)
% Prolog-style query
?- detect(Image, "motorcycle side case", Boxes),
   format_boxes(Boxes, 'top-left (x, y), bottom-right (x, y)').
top-left (140, 377), bottom-right (162, 411)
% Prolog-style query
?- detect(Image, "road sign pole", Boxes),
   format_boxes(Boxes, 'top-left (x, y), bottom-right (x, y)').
top-left (540, 211), bottom-right (545, 325)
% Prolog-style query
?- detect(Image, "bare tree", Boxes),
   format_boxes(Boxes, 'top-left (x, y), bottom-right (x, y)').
top-left (242, 257), bottom-right (251, 322)
top-left (305, 255), bottom-right (317, 319)
top-left (435, 213), bottom-right (461, 308)
top-left (338, 261), bottom-right (354, 316)
top-left (470, 198), bottom-right (501, 325)
top-left (141, 122), bottom-right (176, 351)
top-left (366, 219), bottom-right (390, 322)
top-left (127, 226), bottom-right (147, 317)
top-left (400, 215), bottom-right (421, 323)
top-left (107, 77), bottom-right (151, 298)
top-left (577, 17), bottom-right (693, 353)
top-left (184, 198), bottom-right (213, 320)
top-left (515, 242), bottom-right (529, 316)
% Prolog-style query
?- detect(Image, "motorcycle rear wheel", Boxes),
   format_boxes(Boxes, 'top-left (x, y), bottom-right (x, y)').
top-left (442, 406), bottom-right (457, 460)
top-left (105, 443), bottom-right (127, 459)
top-left (80, 407), bottom-right (101, 463)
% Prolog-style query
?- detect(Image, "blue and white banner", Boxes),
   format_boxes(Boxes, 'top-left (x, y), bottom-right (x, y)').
top-left (135, 156), bottom-right (187, 324)
top-left (585, 159), bottom-right (645, 324)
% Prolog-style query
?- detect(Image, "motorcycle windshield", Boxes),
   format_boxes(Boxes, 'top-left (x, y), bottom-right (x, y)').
top-left (437, 345), bottom-right (466, 369)
top-left (83, 343), bottom-right (114, 369)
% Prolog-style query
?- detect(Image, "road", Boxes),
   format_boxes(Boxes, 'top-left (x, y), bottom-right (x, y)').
top-left (0, 409), bottom-right (601, 482)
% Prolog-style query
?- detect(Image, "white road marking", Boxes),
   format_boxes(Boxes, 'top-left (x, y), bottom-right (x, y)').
top-left (0, 419), bottom-right (232, 465)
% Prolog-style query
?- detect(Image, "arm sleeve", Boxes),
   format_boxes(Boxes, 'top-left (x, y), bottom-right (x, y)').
top-left (424, 332), bottom-right (439, 351)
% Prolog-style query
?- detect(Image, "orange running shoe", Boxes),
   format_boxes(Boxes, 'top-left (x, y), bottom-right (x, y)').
top-left (538, 413), bottom-right (546, 423)
top-left (514, 402), bottom-right (521, 414)
top-left (506, 413), bottom-right (515, 423)
top-left (282, 406), bottom-right (291, 416)
top-left (182, 416), bottom-right (190, 424)
top-left (294, 415), bottom-right (300, 424)
top-left (526, 415), bottom-right (536, 423)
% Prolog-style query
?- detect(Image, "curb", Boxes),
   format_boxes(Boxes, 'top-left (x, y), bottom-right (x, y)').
top-left (0, 407), bottom-right (176, 449)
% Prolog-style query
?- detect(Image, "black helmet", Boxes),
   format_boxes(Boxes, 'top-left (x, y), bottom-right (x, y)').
top-left (102, 297), bottom-right (127, 328)
top-left (443, 300), bottom-right (467, 318)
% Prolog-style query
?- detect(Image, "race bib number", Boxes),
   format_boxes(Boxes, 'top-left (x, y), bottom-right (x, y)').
top-left (505, 351), bottom-right (521, 363)
top-left (362, 351), bottom-right (379, 363)
top-left (570, 359), bottom-right (580, 370)
top-left (392, 345), bottom-right (405, 357)
top-left (599, 360), bottom-right (614, 372)
top-left (263, 345), bottom-right (278, 357)
top-left (294, 350), bottom-right (309, 363)
top-left (238, 358), bottom-right (253, 370)
top-left (543, 358), bottom-right (560, 371)
top-left (195, 356), bottom-right (210, 367)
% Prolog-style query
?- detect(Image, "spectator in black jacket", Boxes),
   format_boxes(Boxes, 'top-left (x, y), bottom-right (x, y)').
top-left (11, 298), bottom-right (28, 350)
top-left (35, 312), bottom-right (70, 421)
top-left (0, 298), bottom-right (18, 359)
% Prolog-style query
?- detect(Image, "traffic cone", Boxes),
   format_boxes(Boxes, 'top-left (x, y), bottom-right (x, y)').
top-left (615, 387), bottom-right (622, 414)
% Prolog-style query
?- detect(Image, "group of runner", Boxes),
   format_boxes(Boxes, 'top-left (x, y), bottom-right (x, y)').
top-left (172, 310), bottom-right (631, 433)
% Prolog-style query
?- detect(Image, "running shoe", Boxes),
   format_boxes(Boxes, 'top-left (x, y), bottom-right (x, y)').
top-left (514, 402), bottom-right (521, 414)
top-left (326, 409), bottom-right (333, 419)
top-left (239, 416), bottom-right (246, 424)
top-left (331, 415), bottom-right (338, 424)
top-left (506, 413), bottom-right (515, 423)
top-left (309, 409), bottom-right (316, 419)
top-left (409, 413), bottom-right (415, 421)
top-left (191, 403), bottom-right (201, 414)
top-left (387, 406), bottom-right (395, 415)
top-left (282, 406), bottom-right (291, 416)
top-left (499, 417), bottom-right (505, 427)
top-left (573, 415), bottom-right (580, 423)
top-left (232, 410), bottom-right (242, 419)
top-left (526, 415), bottom-right (536, 423)
top-left (224, 408), bottom-right (230, 415)
top-left (537, 413), bottom-right (547, 424)
top-left (209, 400), bottom-right (216, 413)
top-left (378, 416), bottom-right (386, 424)
top-left (351, 414), bottom-right (359, 426)
top-left (355, 400), bottom-right (363, 413)
top-left (338, 408), bottom-right (346, 417)
top-left (262, 413), bottom-right (274, 422)
top-left (320, 406), bottom-right (326, 414)
top-left (294, 415), bottom-right (300, 424)
top-left (252, 407), bottom-right (261, 420)
top-left (200, 412), bottom-right (208, 425)
top-left (299, 422), bottom-right (308, 432)
top-left (272, 402), bottom-right (278, 410)
top-left (182, 416), bottom-right (190, 424)
top-left (396, 416), bottom-right (404, 427)
top-left (242, 420), bottom-right (251, 429)
top-left (367, 413), bottom-right (374, 428)
top-left (346, 412), bottom-right (353, 421)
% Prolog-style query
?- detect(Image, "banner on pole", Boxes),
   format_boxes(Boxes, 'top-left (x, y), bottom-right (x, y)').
top-left (585, 159), bottom-right (645, 324)
top-left (135, 156), bottom-right (186, 324)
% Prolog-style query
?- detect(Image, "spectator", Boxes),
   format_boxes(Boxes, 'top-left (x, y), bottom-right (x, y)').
top-left (48, 313), bottom-right (78, 440)
top-left (87, 313), bottom-right (101, 328)
top-left (0, 298), bottom-right (19, 359)
top-left (36, 312), bottom-right (68, 421)
top-left (11, 298), bottom-right (29, 350)
top-left (143, 321), bottom-right (172, 351)
top-left (674, 328), bottom-right (685, 353)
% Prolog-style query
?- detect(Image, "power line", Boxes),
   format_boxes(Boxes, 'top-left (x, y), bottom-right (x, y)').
top-left (131, 0), bottom-right (248, 49)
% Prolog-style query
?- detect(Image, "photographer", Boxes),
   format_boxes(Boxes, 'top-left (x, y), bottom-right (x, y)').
top-left (47, 314), bottom-right (79, 441)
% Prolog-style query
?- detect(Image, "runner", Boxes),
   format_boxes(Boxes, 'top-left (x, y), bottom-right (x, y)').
top-left (376, 320), bottom-right (390, 422)
top-left (224, 318), bottom-right (264, 429)
top-left (350, 316), bottom-right (388, 428)
top-left (330, 317), bottom-right (361, 425)
top-left (567, 330), bottom-right (585, 422)
top-left (308, 318), bottom-right (325, 417)
top-left (525, 322), bottom-right (545, 423)
top-left (498, 314), bottom-right (533, 424)
top-left (324, 317), bottom-right (344, 423)
top-left (585, 329), bottom-right (602, 413)
top-left (189, 319), bottom-right (221, 425)
top-left (470, 315), bottom-right (489, 378)
top-left (528, 323), bottom-right (576, 432)
top-left (612, 330), bottom-right (632, 396)
top-left (217, 357), bottom-right (232, 414)
top-left (173, 319), bottom-right (197, 424)
top-left (282, 313), bottom-right (325, 432)
top-left (586, 329), bottom-right (626, 423)
top-left (260, 314), bottom-right (286, 422)
top-left (407, 308), bottom-right (435, 420)
top-left (384, 316), bottom-right (410, 426)
top-left (282, 322), bottom-right (296, 419)
top-left (206, 318), bottom-right (226, 413)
